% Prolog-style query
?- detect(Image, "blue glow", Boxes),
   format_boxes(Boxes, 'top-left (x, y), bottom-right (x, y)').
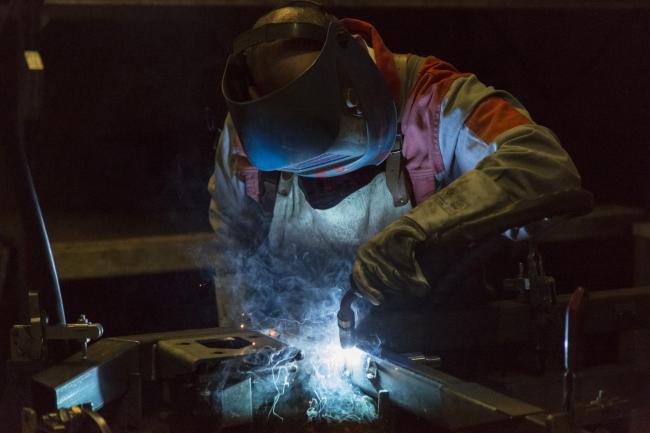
top-left (212, 243), bottom-right (378, 423)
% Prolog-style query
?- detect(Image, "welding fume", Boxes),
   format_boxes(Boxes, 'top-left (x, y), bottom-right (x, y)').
top-left (208, 0), bottom-right (585, 423)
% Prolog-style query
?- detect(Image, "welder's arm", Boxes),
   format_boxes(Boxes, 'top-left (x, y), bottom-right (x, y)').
top-left (353, 77), bottom-right (583, 305)
top-left (208, 115), bottom-right (267, 324)
top-left (208, 114), bottom-right (266, 251)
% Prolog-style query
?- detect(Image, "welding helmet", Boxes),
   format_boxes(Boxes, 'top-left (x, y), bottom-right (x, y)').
top-left (221, 5), bottom-right (397, 177)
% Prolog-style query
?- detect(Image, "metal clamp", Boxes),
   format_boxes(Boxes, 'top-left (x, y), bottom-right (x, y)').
top-left (11, 291), bottom-right (103, 361)
top-left (503, 243), bottom-right (558, 374)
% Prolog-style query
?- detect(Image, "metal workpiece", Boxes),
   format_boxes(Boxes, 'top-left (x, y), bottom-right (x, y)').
top-left (156, 330), bottom-right (287, 379)
top-left (215, 377), bottom-right (253, 428)
top-left (154, 329), bottom-right (303, 428)
top-left (29, 327), bottom-right (301, 430)
top-left (31, 338), bottom-right (140, 413)
top-left (348, 349), bottom-right (547, 430)
top-left (24, 289), bottom-right (650, 432)
top-left (114, 327), bottom-right (244, 381)
top-left (526, 393), bottom-right (632, 433)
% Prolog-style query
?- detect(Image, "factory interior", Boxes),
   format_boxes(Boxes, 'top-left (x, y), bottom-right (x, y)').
top-left (1, 0), bottom-right (649, 432)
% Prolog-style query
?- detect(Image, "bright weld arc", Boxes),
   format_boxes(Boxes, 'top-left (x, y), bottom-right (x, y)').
top-left (256, 321), bottom-right (376, 422)
top-left (294, 341), bottom-right (375, 422)
top-left (217, 246), bottom-right (378, 423)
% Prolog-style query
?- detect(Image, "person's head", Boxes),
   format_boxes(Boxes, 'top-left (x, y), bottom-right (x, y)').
top-left (222, 1), bottom-right (397, 177)
top-left (246, 3), bottom-right (335, 97)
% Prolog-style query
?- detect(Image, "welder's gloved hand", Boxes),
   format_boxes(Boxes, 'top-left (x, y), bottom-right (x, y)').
top-left (353, 216), bottom-right (430, 306)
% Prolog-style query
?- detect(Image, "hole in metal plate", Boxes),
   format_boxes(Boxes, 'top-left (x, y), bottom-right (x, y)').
top-left (198, 336), bottom-right (251, 349)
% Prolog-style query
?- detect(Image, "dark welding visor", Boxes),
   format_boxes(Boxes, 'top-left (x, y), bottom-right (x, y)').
top-left (222, 20), bottom-right (396, 177)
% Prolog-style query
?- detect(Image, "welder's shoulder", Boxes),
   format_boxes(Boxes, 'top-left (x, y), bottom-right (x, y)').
top-left (405, 54), bottom-right (533, 133)
top-left (208, 115), bottom-right (255, 217)
top-left (213, 115), bottom-right (246, 172)
top-left (210, 114), bottom-right (259, 188)
top-left (209, 121), bottom-right (271, 242)
top-left (404, 54), bottom-right (473, 104)
top-left (406, 55), bottom-right (509, 104)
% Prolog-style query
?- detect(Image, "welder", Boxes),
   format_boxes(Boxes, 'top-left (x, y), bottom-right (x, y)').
top-left (208, 1), bottom-right (582, 327)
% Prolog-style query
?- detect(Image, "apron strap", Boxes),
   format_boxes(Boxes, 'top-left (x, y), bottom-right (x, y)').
top-left (385, 52), bottom-right (411, 207)
top-left (259, 171), bottom-right (280, 215)
top-left (385, 124), bottom-right (410, 207)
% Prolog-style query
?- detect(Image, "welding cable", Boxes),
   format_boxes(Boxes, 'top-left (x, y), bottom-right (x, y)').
top-left (3, 0), bottom-right (66, 327)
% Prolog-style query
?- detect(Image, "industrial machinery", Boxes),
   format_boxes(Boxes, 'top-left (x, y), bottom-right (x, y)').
top-left (23, 327), bottom-right (304, 432)
top-left (334, 193), bottom-right (650, 432)
top-left (13, 257), bottom-right (650, 433)
top-left (340, 278), bottom-right (650, 432)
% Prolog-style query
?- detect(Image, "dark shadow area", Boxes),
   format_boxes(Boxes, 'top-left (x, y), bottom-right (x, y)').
top-left (60, 271), bottom-right (218, 337)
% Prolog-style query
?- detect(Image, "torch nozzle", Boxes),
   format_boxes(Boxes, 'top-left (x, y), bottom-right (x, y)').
top-left (338, 288), bottom-right (358, 348)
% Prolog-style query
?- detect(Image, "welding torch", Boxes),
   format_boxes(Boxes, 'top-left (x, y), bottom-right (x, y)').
top-left (337, 279), bottom-right (362, 348)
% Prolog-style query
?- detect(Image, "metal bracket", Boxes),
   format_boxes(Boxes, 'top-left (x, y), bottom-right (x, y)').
top-left (11, 291), bottom-right (103, 361)
top-left (503, 243), bottom-right (558, 373)
top-left (504, 242), bottom-right (557, 307)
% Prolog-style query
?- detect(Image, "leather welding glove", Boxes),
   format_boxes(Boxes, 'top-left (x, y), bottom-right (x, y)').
top-left (353, 158), bottom-right (589, 306)
top-left (353, 216), bottom-right (429, 306)
top-left (353, 169), bottom-right (509, 306)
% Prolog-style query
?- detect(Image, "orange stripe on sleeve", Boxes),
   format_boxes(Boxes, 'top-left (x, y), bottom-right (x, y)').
top-left (465, 96), bottom-right (531, 144)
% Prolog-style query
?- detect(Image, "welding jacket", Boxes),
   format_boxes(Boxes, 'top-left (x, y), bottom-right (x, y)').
top-left (208, 19), bottom-right (582, 317)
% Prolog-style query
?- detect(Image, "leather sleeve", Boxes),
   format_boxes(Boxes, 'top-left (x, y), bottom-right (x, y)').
top-left (402, 62), bottom-right (584, 244)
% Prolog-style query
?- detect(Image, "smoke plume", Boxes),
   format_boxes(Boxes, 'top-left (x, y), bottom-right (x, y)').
top-left (213, 242), bottom-right (377, 423)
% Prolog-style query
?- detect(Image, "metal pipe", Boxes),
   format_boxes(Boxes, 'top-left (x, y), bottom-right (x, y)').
top-left (11, 144), bottom-right (66, 326)
top-left (563, 286), bottom-right (586, 421)
top-left (348, 348), bottom-right (546, 430)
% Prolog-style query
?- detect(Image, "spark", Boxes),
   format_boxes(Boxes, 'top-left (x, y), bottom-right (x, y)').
top-left (267, 347), bottom-right (301, 421)
top-left (212, 245), bottom-right (378, 423)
